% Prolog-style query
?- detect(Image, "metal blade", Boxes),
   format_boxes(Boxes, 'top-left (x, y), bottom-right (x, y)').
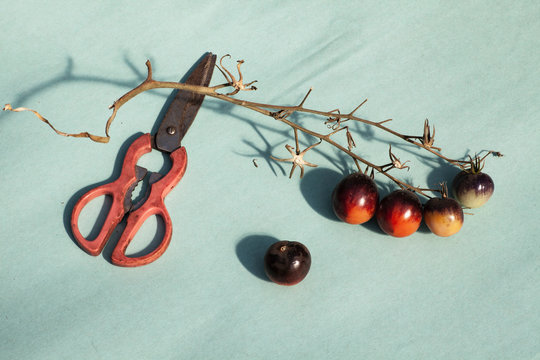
top-left (155, 53), bottom-right (216, 153)
top-left (129, 172), bottom-right (163, 212)
top-left (123, 165), bottom-right (148, 212)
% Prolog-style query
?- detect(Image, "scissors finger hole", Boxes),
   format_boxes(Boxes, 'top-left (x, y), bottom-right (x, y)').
top-left (124, 215), bottom-right (166, 257)
top-left (136, 151), bottom-right (171, 179)
top-left (77, 195), bottom-right (113, 240)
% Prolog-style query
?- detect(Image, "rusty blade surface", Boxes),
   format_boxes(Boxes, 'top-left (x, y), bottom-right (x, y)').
top-left (155, 53), bottom-right (216, 153)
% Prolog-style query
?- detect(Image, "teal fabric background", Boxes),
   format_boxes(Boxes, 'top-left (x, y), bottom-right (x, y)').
top-left (1, 1), bottom-right (539, 359)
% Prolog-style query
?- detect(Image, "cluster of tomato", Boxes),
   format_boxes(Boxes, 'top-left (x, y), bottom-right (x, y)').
top-left (332, 170), bottom-right (495, 237)
top-left (262, 169), bottom-right (494, 286)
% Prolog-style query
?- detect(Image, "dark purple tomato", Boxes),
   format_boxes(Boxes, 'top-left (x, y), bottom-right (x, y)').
top-left (332, 173), bottom-right (379, 224)
top-left (376, 190), bottom-right (422, 237)
top-left (452, 171), bottom-right (494, 208)
top-left (423, 197), bottom-right (464, 237)
top-left (264, 241), bottom-right (311, 286)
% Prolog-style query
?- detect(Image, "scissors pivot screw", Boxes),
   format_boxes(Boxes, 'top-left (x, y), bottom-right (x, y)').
top-left (166, 126), bottom-right (176, 135)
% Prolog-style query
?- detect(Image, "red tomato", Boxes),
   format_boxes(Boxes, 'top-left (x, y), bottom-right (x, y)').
top-left (332, 173), bottom-right (379, 224)
top-left (376, 190), bottom-right (422, 237)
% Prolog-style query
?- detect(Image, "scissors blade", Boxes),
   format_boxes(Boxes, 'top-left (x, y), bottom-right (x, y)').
top-left (155, 53), bottom-right (216, 153)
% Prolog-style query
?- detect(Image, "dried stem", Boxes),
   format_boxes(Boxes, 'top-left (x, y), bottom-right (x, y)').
top-left (4, 55), bottom-right (502, 198)
top-left (2, 104), bottom-right (109, 142)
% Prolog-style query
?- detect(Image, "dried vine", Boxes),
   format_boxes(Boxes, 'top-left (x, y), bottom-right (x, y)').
top-left (3, 54), bottom-right (502, 198)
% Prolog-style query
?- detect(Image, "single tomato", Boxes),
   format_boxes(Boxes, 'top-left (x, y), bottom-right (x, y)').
top-left (376, 190), bottom-right (422, 237)
top-left (332, 173), bottom-right (379, 224)
top-left (452, 170), bottom-right (494, 208)
top-left (264, 241), bottom-right (311, 286)
top-left (423, 197), bottom-right (464, 237)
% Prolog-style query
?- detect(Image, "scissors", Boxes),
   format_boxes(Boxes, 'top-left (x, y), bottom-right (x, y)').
top-left (70, 53), bottom-right (216, 267)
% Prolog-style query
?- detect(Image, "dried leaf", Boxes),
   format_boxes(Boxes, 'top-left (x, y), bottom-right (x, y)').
top-left (346, 129), bottom-right (356, 149)
top-left (3, 104), bottom-right (109, 143)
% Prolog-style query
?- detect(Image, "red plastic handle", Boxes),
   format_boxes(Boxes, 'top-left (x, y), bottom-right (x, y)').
top-left (70, 133), bottom-right (188, 267)
top-left (111, 145), bottom-right (187, 267)
top-left (71, 134), bottom-right (153, 256)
